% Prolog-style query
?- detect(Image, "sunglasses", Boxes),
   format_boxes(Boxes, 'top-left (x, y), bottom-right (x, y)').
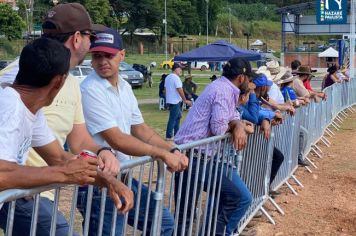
top-left (80, 31), bottom-right (97, 43)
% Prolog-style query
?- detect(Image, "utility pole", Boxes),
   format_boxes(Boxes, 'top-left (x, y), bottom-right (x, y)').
top-left (229, 7), bottom-right (232, 43)
top-left (164, 0), bottom-right (168, 61)
top-left (206, 0), bottom-right (209, 45)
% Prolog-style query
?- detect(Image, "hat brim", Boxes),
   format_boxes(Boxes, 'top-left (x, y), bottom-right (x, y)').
top-left (91, 24), bottom-right (107, 32)
top-left (277, 76), bottom-right (296, 85)
top-left (266, 80), bottom-right (273, 87)
top-left (272, 67), bottom-right (287, 83)
top-left (90, 46), bottom-right (119, 55)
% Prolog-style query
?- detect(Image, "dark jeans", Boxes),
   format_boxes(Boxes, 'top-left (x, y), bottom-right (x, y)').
top-left (270, 147), bottom-right (285, 185)
top-left (0, 197), bottom-right (78, 236)
top-left (166, 102), bottom-right (182, 139)
top-left (174, 158), bottom-right (252, 236)
top-left (77, 179), bottom-right (174, 236)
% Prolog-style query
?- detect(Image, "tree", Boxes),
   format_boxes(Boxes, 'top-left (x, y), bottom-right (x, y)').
top-left (0, 3), bottom-right (26, 40)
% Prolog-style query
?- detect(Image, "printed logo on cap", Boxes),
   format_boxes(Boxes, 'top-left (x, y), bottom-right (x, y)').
top-left (95, 33), bottom-right (114, 44)
top-left (47, 11), bottom-right (56, 18)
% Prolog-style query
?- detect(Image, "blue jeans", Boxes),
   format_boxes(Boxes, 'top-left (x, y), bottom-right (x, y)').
top-left (0, 197), bottom-right (78, 236)
top-left (77, 179), bottom-right (174, 236)
top-left (174, 158), bottom-right (252, 236)
top-left (166, 102), bottom-right (182, 139)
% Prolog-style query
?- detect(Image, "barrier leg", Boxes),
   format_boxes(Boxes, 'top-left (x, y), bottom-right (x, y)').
top-left (313, 144), bottom-right (323, 154)
top-left (5, 201), bottom-right (16, 236)
top-left (321, 136), bottom-right (331, 147)
top-left (347, 107), bottom-right (356, 113)
top-left (326, 127), bottom-right (335, 136)
top-left (336, 115), bottom-right (344, 123)
top-left (341, 110), bottom-right (348, 117)
top-left (260, 207), bottom-right (276, 225)
top-left (311, 147), bottom-right (323, 159)
top-left (291, 175), bottom-right (304, 188)
top-left (268, 196), bottom-right (285, 215)
top-left (330, 122), bottom-right (340, 131)
top-left (285, 181), bottom-right (298, 196)
top-left (304, 166), bottom-right (313, 173)
top-left (305, 156), bottom-right (318, 169)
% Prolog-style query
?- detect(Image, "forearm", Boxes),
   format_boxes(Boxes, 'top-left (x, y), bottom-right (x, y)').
top-left (0, 160), bottom-right (66, 191)
top-left (131, 124), bottom-right (174, 151)
top-left (177, 88), bottom-right (188, 102)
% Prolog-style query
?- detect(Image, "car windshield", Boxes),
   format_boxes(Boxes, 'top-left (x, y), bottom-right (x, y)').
top-left (120, 62), bottom-right (134, 71)
top-left (81, 67), bottom-right (93, 76)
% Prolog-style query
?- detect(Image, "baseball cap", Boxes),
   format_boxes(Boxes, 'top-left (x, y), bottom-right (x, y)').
top-left (252, 74), bottom-right (273, 87)
top-left (223, 57), bottom-right (253, 80)
top-left (42, 3), bottom-right (105, 34)
top-left (90, 28), bottom-right (124, 55)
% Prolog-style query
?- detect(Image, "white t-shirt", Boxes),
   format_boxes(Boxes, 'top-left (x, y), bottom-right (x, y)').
top-left (81, 72), bottom-right (144, 162)
top-left (164, 73), bottom-right (182, 104)
top-left (268, 82), bottom-right (285, 104)
top-left (0, 87), bottom-right (55, 165)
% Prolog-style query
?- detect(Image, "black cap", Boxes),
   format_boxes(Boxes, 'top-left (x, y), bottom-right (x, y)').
top-left (223, 57), bottom-right (252, 80)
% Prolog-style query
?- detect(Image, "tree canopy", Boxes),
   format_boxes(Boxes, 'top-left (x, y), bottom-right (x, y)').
top-left (0, 3), bottom-right (25, 40)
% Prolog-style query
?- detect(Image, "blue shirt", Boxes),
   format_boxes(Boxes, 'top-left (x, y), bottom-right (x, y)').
top-left (281, 86), bottom-right (297, 102)
top-left (240, 93), bottom-right (275, 125)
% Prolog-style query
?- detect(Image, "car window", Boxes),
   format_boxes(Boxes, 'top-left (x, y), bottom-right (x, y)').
top-left (81, 67), bottom-right (93, 76)
top-left (70, 67), bottom-right (81, 76)
top-left (120, 62), bottom-right (133, 71)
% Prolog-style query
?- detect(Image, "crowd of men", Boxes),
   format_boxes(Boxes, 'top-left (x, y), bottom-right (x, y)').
top-left (0, 2), bottom-right (351, 236)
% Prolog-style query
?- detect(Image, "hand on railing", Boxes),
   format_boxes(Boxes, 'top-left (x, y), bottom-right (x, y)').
top-left (97, 171), bottom-right (134, 213)
top-left (157, 149), bottom-right (189, 173)
top-left (261, 119), bottom-right (271, 140)
top-left (61, 157), bottom-right (99, 185)
top-left (232, 121), bottom-right (247, 151)
top-left (271, 111), bottom-right (283, 126)
top-left (242, 120), bottom-right (254, 134)
top-left (97, 150), bottom-right (120, 176)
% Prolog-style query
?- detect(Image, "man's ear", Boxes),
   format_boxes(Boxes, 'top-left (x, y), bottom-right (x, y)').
top-left (52, 74), bottom-right (67, 90)
top-left (118, 49), bottom-right (126, 61)
top-left (71, 31), bottom-right (82, 50)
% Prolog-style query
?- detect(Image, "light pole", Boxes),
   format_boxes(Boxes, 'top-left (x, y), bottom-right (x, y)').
top-left (243, 32), bottom-right (251, 49)
top-left (179, 35), bottom-right (187, 53)
top-left (164, 0), bottom-right (168, 61)
top-left (206, 0), bottom-right (209, 45)
top-left (229, 7), bottom-right (232, 43)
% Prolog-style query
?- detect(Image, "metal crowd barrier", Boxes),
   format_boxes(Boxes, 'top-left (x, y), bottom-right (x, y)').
top-left (1, 79), bottom-right (356, 236)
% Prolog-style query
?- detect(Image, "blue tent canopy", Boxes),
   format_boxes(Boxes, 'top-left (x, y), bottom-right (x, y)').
top-left (174, 40), bottom-right (262, 62)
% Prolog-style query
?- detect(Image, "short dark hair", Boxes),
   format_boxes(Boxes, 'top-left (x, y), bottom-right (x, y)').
top-left (15, 38), bottom-right (71, 88)
top-left (291, 60), bottom-right (301, 70)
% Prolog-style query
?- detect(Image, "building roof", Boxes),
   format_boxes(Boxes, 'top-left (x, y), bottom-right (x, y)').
top-left (318, 47), bottom-right (339, 58)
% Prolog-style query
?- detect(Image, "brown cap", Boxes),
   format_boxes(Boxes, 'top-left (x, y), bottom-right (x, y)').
top-left (295, 65), bottom-right (315, 77)
top-left (42, 3), bottom-right (105, 34)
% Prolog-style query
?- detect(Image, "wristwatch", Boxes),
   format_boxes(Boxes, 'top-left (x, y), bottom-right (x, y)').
top-left (97, 147), bottom-right (114, 156)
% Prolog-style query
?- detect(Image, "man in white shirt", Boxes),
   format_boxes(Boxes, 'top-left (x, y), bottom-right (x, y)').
top-left (164, 63), bottom-right (192, 140)
top-left (0, 38), bottom-right (133, 236)
top-left (80, 27), bottom-right (189, 236)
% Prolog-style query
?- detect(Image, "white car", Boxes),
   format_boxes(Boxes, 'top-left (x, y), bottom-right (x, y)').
top-left (267, 48), bottom-right (276, 53)
top-left (70, 66), bottom-right (93, 83)
top-left (191, 61), bottom-right (210, 71)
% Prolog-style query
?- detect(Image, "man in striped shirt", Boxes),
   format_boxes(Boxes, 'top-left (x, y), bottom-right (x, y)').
top-left (174, 57), bottom-right (253, 236)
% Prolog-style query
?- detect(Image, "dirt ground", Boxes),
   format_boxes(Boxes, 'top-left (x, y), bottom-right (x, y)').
top-left (245, 112), bottom-right (356, 236)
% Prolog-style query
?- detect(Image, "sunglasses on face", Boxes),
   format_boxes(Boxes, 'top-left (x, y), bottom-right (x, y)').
top-left (92, 53), bottom-right (116, 60)
top-left (80, 31), bottom-right (97, 43)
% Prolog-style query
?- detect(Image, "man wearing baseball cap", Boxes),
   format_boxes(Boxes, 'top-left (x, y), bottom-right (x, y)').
top-left (80, 27), bottom-right (189, 236)
top-left (0, 3), bottom-right (130, 235)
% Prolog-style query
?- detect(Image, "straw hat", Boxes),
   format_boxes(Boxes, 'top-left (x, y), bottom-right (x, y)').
top-left (277, 70), bottom-right (297, 85)
top-left (256, 66), bottom-right (273, 81)
top-left (295, 65), bottom-right (315, 77)
top-left (185, 74), bottom-right (193, 79)
top-left (266, 60), bottom-right (287, 83)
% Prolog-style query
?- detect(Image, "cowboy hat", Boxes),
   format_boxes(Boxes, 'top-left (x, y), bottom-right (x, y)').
top-left (295, 65), bottom-right (315, 77)
top-left (277, 70), bottom-right (297, 85)
top-left (266, 60), bottom-right (287, 83)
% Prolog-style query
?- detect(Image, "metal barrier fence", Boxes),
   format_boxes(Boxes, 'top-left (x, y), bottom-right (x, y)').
top-left (1, 79), bottom-right (356, 236)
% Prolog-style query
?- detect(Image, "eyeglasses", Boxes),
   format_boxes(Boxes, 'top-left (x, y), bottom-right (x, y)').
top-left (92, 53), bottom-right (116, 60)
top-left (80, 31), bottom-right (97, 43)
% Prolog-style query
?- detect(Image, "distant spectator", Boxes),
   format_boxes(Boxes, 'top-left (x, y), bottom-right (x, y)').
top-left (209, 62), bottom-right (215, 71)
top-left (278, 71), bottom-right (299, 105)
top-left (336, 65), bottom-right (350, 82)
top-left (294, 66), bottom-right (326, 102)
top-left (323, 65), bottom-right (341, 89)
top-left (164, 63), bottom-right (192, 140)
top-left (159, 74), bottom-right (167, 109)
top-left (291, 59), bottom-right (301, 75)
top-left (183, 74), bottom-right (198, 101)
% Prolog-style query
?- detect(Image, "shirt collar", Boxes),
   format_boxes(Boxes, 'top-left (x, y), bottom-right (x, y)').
top-left (220, 76), bottom-right (240, 96)
top-left (93, 71), bottom-right (125, 91)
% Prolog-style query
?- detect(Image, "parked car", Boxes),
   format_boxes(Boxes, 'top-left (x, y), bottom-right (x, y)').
top-left (267, 48), bottom-right (276, 53)
top-left (191, 61), bottom-right (209, 71)
top-left (132, 62), bottom-right (156, 87)
top-left (296, 46), bottom-right (307, 52)
top-left (160, 58), bottom-right (174, 69)
top-left (250, 47), bottom-right (262, 53)
top-left (0, 60), bottom-right (11, 70)
top-left (120, 62), bottom-right (144, 87)
top-left (70, 66), bottom-right (93, 83)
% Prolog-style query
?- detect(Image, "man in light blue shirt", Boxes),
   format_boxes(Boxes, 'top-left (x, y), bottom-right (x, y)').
top-left (80, 27), bottom-right (189, 236)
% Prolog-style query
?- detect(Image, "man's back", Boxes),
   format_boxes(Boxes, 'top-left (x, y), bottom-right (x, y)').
top-left (164, 73), bottom-right (182, 104)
